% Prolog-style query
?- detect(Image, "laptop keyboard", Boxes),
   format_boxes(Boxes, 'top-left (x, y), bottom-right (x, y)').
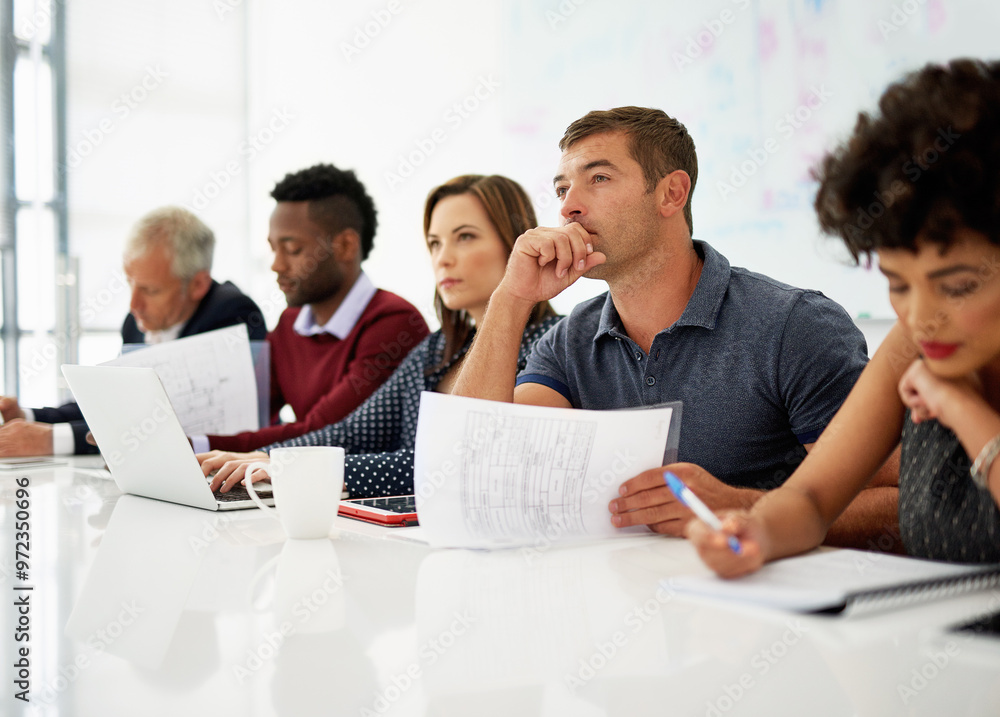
top-left (205, 473), bottom-right (273, 503)
top-left (215, 483), bottom-right (272, 503)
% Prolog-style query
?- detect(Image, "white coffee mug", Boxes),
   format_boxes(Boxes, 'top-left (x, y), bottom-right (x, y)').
top-left (246, 446), bottom-right (344, 539)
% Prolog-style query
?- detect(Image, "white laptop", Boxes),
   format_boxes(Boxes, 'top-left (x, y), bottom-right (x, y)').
top-left (62, 364), bottom-right (274, 511)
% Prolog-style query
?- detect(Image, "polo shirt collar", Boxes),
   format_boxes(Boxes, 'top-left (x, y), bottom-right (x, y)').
top-left (674, 240), bottom-right (730, 330)
top-left (293, 271), bottom-right (376, 339)
top-left (594, 240), bottom-right (731, 341)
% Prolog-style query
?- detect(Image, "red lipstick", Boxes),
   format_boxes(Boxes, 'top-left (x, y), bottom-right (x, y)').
top-left (920, 341), bottom-right (960, 360)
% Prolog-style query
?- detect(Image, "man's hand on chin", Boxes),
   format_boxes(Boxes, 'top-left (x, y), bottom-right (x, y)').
top-left (0, 420), bottom-right (54, 457)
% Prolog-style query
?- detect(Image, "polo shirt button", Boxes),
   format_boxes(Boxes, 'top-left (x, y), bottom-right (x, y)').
top-left (645, 376), bottom-right (655, 386)
top-left (635, 351), bottom-right (642, 360)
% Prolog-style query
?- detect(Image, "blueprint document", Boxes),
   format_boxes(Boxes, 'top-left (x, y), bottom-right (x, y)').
top-left (103, 325), bottom-right (259, 435)
top-left (413, 392), bottom-right (677, 549)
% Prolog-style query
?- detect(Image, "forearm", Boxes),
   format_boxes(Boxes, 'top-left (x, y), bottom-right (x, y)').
top-left (823, 487), bottom-right (902, 551)
top-left (823, 445), bottom-right (903, 551)
top-left (752, 486), bottom-right (831, 562)
top-left (452, 290), bottom-right (535, 402)
top-left (943, 394), bottom-right (1000, 507)
top-left (756, 439), bottom-right (901, 560)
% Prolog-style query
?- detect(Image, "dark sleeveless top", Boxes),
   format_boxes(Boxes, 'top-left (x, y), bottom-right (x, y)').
top-left (899, 414), bottom-right (1000, 563)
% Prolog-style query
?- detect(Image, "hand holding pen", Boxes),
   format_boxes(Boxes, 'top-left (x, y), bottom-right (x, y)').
top-left (664, 471), bottom-right (742, 554)
top-left (665, 470), bottom-right (767, 578)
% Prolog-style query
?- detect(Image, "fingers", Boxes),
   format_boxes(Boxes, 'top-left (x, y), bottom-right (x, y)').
top-left (0, 396), bottom-right (24, 422)
top-left (220, 462), bottom-right (253, 493)
top-left (617, 469), bottom-right (670, 496)
top-left (0, 421), bottom-right (53, 457)
top-left (549, 224), bottom-right (593, 278)
top-left (197, 450), bottom-right (231, 477)
top-left (609, 487), bottom-right (692, 530)
top-left (611, 466), bottom-right (703, 531)
top-left (208, 460), bottom-right (236, 492)
top-left (216, 460), bottom-right (270, 493)
top-left (686, 514), bottom-right (764, 578)
top-left (521, 225), bottom-right (597, 279)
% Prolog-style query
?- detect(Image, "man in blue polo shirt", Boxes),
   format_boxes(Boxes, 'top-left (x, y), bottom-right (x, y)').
top-left (453, 106), bottom-right (899, 548)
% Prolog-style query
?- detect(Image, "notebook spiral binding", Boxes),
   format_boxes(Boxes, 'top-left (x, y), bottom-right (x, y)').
top-left (845, 568), bottom-right (1000, 616)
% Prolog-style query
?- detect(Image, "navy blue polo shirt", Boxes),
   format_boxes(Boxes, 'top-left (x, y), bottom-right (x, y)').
top-left (517, 241), bottom-right (868, 489)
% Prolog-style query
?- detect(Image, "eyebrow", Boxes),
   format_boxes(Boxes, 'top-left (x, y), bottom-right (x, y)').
top-left (268, 236), bottom-right (303, 246)
top-left (879, 264), bottom-right (980, 279)
top-left (553, 159), bottom-right (619, 185)
top-left (927, 264), bottom-right (980, 279)
top-left (427, 224), bottom-right (480, 239)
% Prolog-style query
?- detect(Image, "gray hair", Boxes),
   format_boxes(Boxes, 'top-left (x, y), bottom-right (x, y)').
top-left (123, 206), bottom-right (215, 281)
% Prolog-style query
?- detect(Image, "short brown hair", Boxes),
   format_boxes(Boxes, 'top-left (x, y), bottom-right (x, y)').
top-left (423, 175), bottom-right (556, 370)
top-left (814, 58), bottom-right (1000, 261)
top-left (559, 106), bottom-right (698, 233)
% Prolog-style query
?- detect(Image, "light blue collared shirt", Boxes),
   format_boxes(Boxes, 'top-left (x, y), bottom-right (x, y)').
top-left (292, 272), bottom-right (377, 339)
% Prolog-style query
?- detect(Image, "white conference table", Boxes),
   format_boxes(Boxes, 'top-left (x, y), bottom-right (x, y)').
top-left (3, 458), bottom-right (1000, 717)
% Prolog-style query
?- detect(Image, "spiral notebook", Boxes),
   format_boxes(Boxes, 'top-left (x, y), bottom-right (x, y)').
top-left (667, 549), bottom-right (1000, 615)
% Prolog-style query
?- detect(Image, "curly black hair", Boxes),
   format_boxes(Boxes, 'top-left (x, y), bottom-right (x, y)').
top-left (814, 58), bottom-right (1000, 262)
top-left (271, 163), bottom-right (378, 260)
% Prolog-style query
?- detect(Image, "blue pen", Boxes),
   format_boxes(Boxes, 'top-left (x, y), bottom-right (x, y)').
top-left (664, 471), bottom-right (742, 555)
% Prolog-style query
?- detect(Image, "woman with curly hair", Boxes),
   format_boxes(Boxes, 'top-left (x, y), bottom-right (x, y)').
top-left (689, 58), bottom-right (1000, 575)
top-left (200, 174), bottom-right (561, 498)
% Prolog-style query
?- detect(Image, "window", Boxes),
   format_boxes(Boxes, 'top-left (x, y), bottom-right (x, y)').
top-left (2, 0), bottom-right (69, 406)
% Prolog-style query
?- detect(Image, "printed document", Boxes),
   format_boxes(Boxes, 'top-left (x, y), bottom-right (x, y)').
top-left (413, 392), bottom-right (677, 549)
top-left (104, 325), bottom-right (258, 435)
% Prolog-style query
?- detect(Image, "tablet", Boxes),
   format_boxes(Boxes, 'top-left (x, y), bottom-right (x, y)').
top-left (338, 495), bottom-right (418, 527)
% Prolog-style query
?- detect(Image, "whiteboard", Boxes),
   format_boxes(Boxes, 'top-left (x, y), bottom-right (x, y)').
top-left (499, 0), bottom-right (1000, 319)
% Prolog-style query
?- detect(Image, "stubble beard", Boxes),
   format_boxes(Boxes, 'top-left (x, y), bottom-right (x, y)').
top-left (284, 261), bottom-right (344, 308)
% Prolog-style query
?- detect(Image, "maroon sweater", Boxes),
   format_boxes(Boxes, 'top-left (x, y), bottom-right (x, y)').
top-left (207, 289), bottom-right (428, 451)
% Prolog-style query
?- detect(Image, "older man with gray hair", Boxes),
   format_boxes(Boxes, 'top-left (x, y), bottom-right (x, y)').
top-left (0, 206), bottom-right (265, 456)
